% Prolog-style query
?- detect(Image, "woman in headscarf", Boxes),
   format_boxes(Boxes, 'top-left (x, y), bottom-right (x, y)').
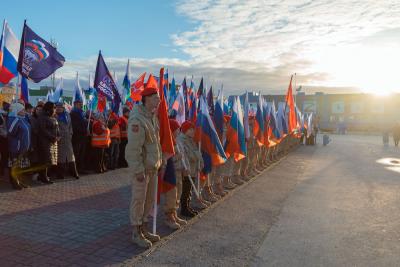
top-left (6, 102), bottom-right (31, 190)
top-left (55, 102), bottom-right (79, 179)
top-left (37, 102), bottom-right (60, 184)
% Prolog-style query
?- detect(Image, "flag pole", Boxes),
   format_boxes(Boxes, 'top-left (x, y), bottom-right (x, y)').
top-left (0, 19), bottom-right (6, 57)
top-left (152, 171), bottom-right (158, 234)
top-left (87, 73), bottom-right (92, 133)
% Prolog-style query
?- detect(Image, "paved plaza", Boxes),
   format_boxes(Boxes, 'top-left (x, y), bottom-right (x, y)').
top-left (1, 135), bottom-right (400, 266)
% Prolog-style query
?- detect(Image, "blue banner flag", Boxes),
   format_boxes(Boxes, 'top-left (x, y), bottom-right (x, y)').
top-left (17, 21), bottom-right (65, 83)
top-left (93, 51), bottom-right (121, 113)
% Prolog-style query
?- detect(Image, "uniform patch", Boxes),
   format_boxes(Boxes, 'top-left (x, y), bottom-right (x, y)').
top-left (131, 124), bottom-right (139, 132)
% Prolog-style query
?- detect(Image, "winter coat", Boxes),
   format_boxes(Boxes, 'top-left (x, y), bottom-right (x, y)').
top-left (178, 133), bottom-right (203, 177)
top-left (38, 114), bottom-right (60, 165)
top-left (70, 108), bottom-right (88, 143)
top-left (126, 105), bottom-right (162, 175)
top-left (7, 115), bottom-right (31, 157)
top-left (56, 113), bottom-right (75, 163)
top-left (29, 115), bottom-right (41, 163)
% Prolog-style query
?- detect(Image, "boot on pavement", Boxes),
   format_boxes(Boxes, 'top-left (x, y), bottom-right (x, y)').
top-left (142, 223), bottom-right (161, 243)
top-left (173, 211), bottom-right (187, 226)
top-left (231, 175), bottom-right (244, 185)
top-left (165, 212), bottom-right (180, 230)
top-left (223, 176), bottom-right (237, 190)
top-left (214, 182), bottom-right (227, 197)
top-left (131, 226), bottom-right (152, 248)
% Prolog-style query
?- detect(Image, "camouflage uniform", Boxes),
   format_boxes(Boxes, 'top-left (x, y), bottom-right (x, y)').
top-left (127, 105), bottom-right (162, 227)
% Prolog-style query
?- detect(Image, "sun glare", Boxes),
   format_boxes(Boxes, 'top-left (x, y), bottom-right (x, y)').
top-left (307, 43), bottom-right (400, 95)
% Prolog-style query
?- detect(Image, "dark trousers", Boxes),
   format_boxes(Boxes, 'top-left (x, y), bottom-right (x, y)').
top-left (180, 176), bottom-right (192, 211)
top-left (107, 141), bottom-right (119, 170)
top-left (118, 139), bottom-right (128, 168)
top-left (93, 148), bottom-right (105, 173)
top-left (72, 137), bottom-right (87, 172)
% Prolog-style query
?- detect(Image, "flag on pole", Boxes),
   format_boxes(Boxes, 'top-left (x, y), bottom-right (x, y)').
top-left (214, 85), bottom-right (224, 140)
top-left (72, 72), bottom-right (85, 104)
top-left (122, 59), bottom-right (131, 103)
top-left (157, 68), bottom-right (175, 158)
top-left (19, 75), bottom-right (29, 104)
top-left (0, 20), bottom-right (19, 84)
top-left (195, 97), bottom-right (227, 174)
top-left (93, 51), bottom-right (121, 114)
top-left (188, 91), bottom-right (197, 123)
top-left (197, 77), bottom-right (204, 98)
top-left (207, 85), bottom-right (214, 116)
top-left (168, 77), bottom-right (176, 110)
top-left (130, 72), bottom-right (146, 101)
top-left (17, 21), bottom-right (65, 83)
top-left (243, 91), bottom-right (250, 139)
top-left (268, 101), bottom-right (281, 141)
top-left (157, 68), bottom-right (176, 202)
top-left (285, 75), bottom-right (297, 133)
top-left (254, 93), bottom-right (265, 146)
top-left (172, 83), bottom-right (186, 125)
top-left (52, 78), bottom-right (63, 103)
top-left (225, 96), bottom-right (246, 161)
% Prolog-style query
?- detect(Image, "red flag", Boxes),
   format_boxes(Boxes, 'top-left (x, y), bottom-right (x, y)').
top-left (158, 67), bottom-right (175, 158)
top-left (285, 76), bottom-right (297, 133)
top-left (97, 93), bottom-right (106, 113)
top-left (157, 68), bottom-right (176, 198)
top-left (130, 72), bottom-right (146, 101)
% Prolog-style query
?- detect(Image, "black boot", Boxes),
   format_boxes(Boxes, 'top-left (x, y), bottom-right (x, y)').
top-left (38, 168), bottom-right (53, 184)
top-left (55, 164), bottom-right (65, 180)
top-left (180, 177), bottom-right (197, 217)
top-left (69, 162), bottom-right (80, 179)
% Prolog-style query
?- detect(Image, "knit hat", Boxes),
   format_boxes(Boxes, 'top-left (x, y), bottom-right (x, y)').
top-left (10, 102), bottom-right (25, 115)
top-left (181, 120), bottom-right (195, 133)
top-left (169, 119), bottom-right (180, 133)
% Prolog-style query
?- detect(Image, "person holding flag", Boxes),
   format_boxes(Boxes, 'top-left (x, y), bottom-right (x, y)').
top-left (117, 107), bottom-right (130, 168)
top-left (127, 75), bottom-right (162, 249)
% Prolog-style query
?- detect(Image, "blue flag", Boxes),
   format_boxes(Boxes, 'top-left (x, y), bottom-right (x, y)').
top-left (93, 51), bottom-right (121, 114)
top-left (17, 22), bottom-right (65, 83)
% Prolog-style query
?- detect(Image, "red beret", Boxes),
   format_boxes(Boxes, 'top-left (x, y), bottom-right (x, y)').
top-left (142, 74), bottom-right (159, 97)
top-left (169, 119), bottom-right (180, 133)
top-left (181, 120), bottom-right (195, 133)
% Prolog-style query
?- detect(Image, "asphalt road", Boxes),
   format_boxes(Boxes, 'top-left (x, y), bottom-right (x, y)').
top-left (130, 134), bottom-right (400, 267)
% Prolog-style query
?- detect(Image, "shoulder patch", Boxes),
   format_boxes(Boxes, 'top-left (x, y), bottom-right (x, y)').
top-left (131, 124), bottom-right (139, 133)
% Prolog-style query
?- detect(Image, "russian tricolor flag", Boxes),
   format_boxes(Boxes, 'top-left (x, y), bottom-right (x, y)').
top-left (254, 93), bottom-right (265, 146)
top-left (195, 97), bottom-right (227, 174)
top-left (225, 96), bottom-right (247, 161)
top-left (0, 21), bottom-right (19, 84)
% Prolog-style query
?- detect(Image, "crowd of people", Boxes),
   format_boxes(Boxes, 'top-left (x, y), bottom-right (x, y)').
top-left (0, 98), bottom-right (130, 190)
top-left (0, 82), bottom-right (302, 250)
top-left (126, 82), bottom-right (301, 248)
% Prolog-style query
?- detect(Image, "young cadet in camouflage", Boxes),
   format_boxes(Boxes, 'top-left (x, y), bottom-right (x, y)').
top-left (126, 83), bottom-right (162, 249)
top-left (179, 121), bottom-right (204, 218)
top-left (163, 119), bottom-right (187, 230)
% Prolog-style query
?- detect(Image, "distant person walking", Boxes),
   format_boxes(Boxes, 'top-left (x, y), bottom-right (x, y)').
top-left (392, 123), bottom-right (400, 147)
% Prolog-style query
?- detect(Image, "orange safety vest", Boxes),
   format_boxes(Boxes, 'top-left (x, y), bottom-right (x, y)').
top-left (119, 116), bottom-right (128, 139)
top-left (110, 122), bottom-right (120, 139)
top-left (91, 128), bottom-right (111, 148)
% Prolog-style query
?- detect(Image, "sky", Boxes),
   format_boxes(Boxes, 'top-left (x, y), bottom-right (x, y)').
top-left (2, 0), bottom-right (400, 95)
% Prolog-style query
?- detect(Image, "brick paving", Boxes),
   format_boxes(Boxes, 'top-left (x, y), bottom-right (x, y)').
top-left (0, 168), bottom-right (176, 267)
